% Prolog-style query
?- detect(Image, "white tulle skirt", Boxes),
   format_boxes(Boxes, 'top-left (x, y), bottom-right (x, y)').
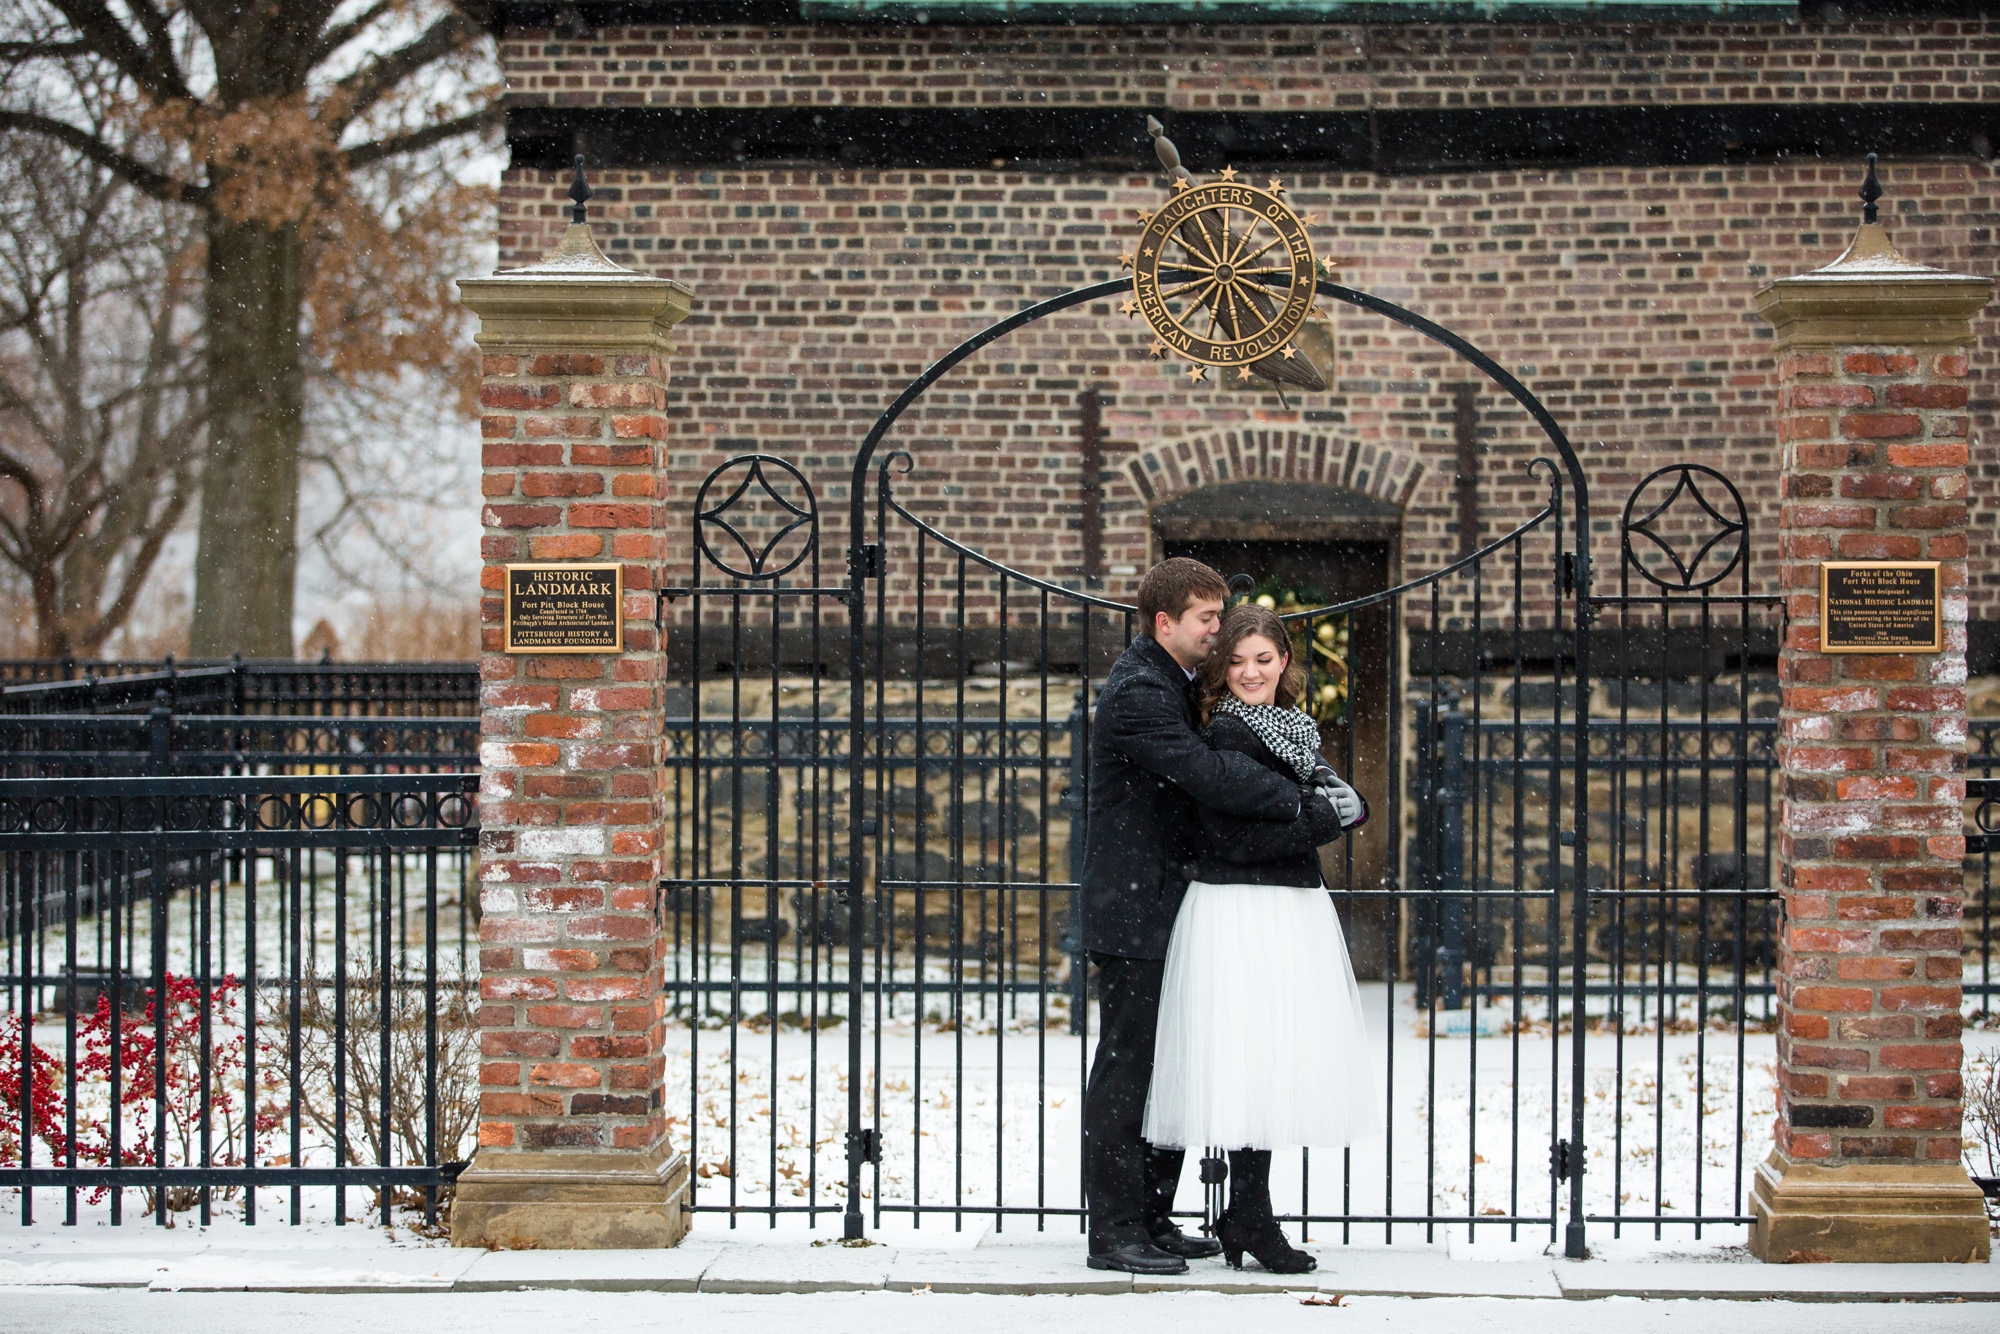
top-left (1143, 880), bottom-right (1381, 1152)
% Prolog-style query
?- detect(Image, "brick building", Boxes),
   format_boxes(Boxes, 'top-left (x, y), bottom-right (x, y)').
top-left (483, 5), bottom-right (2000, 660)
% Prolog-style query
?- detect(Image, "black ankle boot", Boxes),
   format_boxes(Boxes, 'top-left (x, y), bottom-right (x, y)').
top-left (1217, 1149), bottom-right (1315, 1274)
top-left (1214, 1210), bottom-right (1316, 1274)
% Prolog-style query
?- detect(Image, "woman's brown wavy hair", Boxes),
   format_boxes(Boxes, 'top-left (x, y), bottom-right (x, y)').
top-left (1195, 603), bottom-right (1308, 725)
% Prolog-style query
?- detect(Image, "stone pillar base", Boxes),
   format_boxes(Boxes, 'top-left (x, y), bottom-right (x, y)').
top-left (450, 1145), bottom-right (690, 1250)
top-left (1748, 1151), bottom-right (1991, 1263)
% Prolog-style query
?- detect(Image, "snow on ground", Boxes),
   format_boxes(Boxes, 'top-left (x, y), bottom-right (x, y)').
top-left (14, 962), bottom-right (1998, 1250)
top-left (662, 981), bottom-right (1807, 1246)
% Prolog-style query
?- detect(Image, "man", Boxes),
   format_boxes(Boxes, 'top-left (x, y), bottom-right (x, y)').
top-left (1079, 558), bottom-right (1336, 1274)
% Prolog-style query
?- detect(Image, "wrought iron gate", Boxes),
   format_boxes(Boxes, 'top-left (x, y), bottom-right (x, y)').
top-left (650, 265), bottom-right (1985, 1256)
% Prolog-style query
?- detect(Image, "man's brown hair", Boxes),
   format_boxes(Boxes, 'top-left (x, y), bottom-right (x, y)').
top-left (1137, 558), bottom-right (1229, 636)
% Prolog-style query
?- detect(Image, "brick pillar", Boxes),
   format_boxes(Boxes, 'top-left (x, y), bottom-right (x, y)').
top-left (1750, 189), bottom-right (1992, 1263)
top-left (448, 213), bottom-right (694, 1249)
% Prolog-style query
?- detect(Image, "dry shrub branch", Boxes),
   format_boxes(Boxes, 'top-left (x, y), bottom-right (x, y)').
top-left (272, 964), bottom-right (478, 1213)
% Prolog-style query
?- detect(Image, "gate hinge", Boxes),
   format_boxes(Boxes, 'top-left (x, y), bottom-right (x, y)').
top-left (848, 1127), bottom-right (882, 1165)
top-left (848, 544), bottom-right (885, 580)
top-left (1557, 550), bottom-right (1592, 600)
top-left (1550, 1138), bottom-right (1583, 1182)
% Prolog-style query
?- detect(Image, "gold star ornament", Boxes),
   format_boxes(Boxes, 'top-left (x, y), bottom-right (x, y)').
top-left (1119, 298), bottom-right (1139, 316)
top-left (1219, 165), bottom-right (1238, 181)
top-left (1266, 177), bottom-right (1286, 195)
top-left (1185, 364), bottom-right (1208, 384)
top-left (1148, 339), bottom-right (1167, 359)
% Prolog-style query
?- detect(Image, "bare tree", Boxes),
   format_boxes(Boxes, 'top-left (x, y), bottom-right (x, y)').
top-left (1, 2), bottom-right (499, 656)
top-left (0, 124), bottom-right (203, 658)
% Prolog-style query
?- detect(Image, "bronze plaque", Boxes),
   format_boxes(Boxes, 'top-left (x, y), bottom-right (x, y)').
top-left (504, 563), bottom-right (623, 654)
top-left (1819, 561), bottom-right (1942, 654)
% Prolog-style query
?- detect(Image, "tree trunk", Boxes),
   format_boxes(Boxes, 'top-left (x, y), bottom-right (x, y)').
top-left (191, 214), bottom-right (304, 658)
top-left (31, 555), bottom-right (67, 659)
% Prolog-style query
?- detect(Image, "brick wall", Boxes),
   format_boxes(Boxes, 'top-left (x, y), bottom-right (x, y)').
top-left (498, 21), bottom-right (2000, 111)
top-left (1772, 338), bottom-right (1973, 1165)
top-left (476, 346), bottom-right (673, 1156)
top-left (495, 21), bottom-right (2000, 623)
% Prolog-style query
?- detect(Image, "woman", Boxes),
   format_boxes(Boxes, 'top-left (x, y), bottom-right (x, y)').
top-left (1142, 602), bottom-right (1379, 1274)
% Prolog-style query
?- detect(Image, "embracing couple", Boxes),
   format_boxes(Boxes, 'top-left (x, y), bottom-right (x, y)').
top-left (1081, 558), bottom-right (1379, 1276)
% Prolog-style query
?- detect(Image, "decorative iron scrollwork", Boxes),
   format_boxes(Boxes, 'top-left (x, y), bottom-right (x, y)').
top-left (694, 454), bottom-right (819, 581)
top-left (1621, 463), bottom-right (1748, 592)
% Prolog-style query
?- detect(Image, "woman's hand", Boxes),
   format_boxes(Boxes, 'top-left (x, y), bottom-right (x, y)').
top-left (1309, 768), bottom-right (1366, 829)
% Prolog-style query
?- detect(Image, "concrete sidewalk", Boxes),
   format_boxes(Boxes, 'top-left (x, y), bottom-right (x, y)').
top-left (2, 1229), bottom-right (1997, 1301)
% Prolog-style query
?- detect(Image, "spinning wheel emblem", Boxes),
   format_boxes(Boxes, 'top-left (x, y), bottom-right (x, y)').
top-left (1130, 180), bottom-right (1318, 374)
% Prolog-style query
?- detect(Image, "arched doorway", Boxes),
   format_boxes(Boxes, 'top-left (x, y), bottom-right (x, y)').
top-left (1151, 478), bottom-right (1399, 975)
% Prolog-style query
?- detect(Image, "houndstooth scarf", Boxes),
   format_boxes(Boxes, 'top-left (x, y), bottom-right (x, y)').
top-left (1215, 696), bottom-right (1324, 782)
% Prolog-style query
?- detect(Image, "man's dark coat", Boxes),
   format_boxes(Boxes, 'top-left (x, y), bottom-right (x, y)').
top-left (1078, 633), bottom-right (1302, 959)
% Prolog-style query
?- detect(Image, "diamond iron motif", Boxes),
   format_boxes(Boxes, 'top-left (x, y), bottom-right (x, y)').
top-left (695, 455), bottom-right (819, 581)
top-left (1621, 463), bottom-right (1748, 592)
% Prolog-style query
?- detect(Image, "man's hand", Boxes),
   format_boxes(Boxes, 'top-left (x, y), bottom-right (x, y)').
top-left (1310, 768), bottom-right (1365, 829)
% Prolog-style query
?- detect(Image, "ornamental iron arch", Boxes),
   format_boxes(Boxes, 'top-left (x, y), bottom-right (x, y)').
top-left (833, 267), bottom-right (1597, 1254)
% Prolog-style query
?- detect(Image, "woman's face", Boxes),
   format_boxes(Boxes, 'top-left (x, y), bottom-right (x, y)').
top-left (1225, 633), bottom-right (1287, 706)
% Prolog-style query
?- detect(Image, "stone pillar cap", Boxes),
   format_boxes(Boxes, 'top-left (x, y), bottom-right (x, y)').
top-left (458, 223), bottom-right (693, 353)
top-left (1756, 217), bottom-right (1991, 347)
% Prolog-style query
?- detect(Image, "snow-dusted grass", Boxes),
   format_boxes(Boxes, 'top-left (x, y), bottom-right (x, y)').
top-left (7, 852), bottom-right (480, 996)
top-left (653, 982), bottom-right (1939, 1249)
top-left (16, 866), bottom-right (1998, 1252)
top-left (17, 985), bottom-right (1997, 1245)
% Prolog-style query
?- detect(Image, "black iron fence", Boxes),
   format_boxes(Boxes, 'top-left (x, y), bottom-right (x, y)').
top-left (1, 774), bottom-right (479, 1227)
top-left (0, 659), bottom-right (477, 717)
top-left (0, 713), bottom-right (480, 780)
top-left (0, 659), bottom-right (178, 686)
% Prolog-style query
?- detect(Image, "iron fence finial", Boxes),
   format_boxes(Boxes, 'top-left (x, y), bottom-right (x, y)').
top-left (569, 154), bottom-right (593, 225)
top-left (1861, 152), bottom-right (1881, 225)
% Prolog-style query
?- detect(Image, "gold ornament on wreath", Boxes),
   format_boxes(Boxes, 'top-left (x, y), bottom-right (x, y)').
top-left (1125, 117), bottom-right (1329, 396)
top-left (1233, 578), bottom-right (1351, 726)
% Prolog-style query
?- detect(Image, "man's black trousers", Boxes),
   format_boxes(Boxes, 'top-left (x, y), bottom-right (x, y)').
top-left (1083, 951), bottom-right (1184, 1252)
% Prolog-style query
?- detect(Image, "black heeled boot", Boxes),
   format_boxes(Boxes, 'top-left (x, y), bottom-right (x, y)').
top-left (1214, 1150), bottom-right (1315, 1274)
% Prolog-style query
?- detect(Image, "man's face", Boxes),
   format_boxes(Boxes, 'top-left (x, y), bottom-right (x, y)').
top-left (1154, 596), bottom-right (1226, 671)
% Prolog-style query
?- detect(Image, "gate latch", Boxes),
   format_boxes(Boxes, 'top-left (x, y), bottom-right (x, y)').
top-left (849, 1128), bottom-right (882, 1165)
top-left (1550, 1138), bottom-right (1582, 1182)
top-left (848, 544), bottom-right (885, 580)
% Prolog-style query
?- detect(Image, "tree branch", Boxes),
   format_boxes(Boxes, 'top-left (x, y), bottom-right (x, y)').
top-left (45, 0), bottom-right (190, 103)
top-left (0, 109), bottom-right (202, 205)
top-left (0, 41), bottom-right (93, 59)
top-left (124, 0), bottom-right (195, 101)
top-left (308, 1), bottom-right (397, 69)
top-left (343, 105), bottom-right (500, 170)
top-left (76, 461), bottom-right (194, 651)
top-left (326, 12), bottom-right (482, 132)
top-left (0, 449), bottom-right (48, 514)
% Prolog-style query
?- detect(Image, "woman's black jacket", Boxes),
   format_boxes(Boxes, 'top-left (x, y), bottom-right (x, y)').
top-left (1188, 712), bottom-right (1347, 888)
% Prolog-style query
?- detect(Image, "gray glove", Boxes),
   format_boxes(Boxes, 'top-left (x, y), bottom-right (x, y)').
top-left (1310, 768), bottom-right (1366, 830)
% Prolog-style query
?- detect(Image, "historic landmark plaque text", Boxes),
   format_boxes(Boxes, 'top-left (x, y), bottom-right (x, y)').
top-left (504, 563), bottom-right (623, 653)
top-left (1819, 561), bottom-right (1941, 654)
